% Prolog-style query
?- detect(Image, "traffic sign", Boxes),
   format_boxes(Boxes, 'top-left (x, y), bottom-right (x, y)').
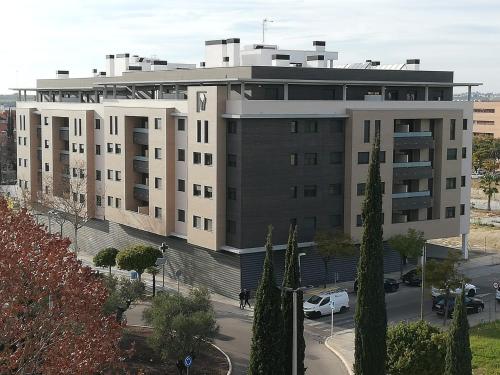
top-left (494, 282), bottom-right (499, 289)
top-left (329, 300), bottom-right (335, 309)
top-left (155, 257), bottom-right (166, 266)
top-left (184, 355), bottom-right (193, 368)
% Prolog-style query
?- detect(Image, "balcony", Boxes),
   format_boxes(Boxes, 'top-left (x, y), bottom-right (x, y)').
top-left (394, 131), bottom-right (434, 149)
top-left (392, 190), bottom-right (432, 210)
top-left (133, 128), bottom-right (149, 145)
top-left (392, 191), bottom-right (431, 199)
top-left (59, 150), bottom-right (70, 163)
top-left (134, 184), bottom-right (149, 202)
top-left (133, 156), bottom-right (149, 174)
top-left (59, 127), bottom-right (69, 141)
top-left (393, 161), bottom-right (432, 180)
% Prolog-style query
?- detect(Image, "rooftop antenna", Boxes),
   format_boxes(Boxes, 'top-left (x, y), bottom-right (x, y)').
top-left (262, 18), bottom-right (274, 44)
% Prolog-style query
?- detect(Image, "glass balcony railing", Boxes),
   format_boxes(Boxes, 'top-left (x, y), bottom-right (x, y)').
top-left (393, 161), bottom-right (432, 168)
top-left (392, 191), bottom-right (431, 199)
top-left (394, 131), bottom-right (432, 138)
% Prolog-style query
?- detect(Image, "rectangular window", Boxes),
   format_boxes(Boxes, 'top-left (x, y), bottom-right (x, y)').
top-left (204, 153), bottom-right (213, 166)
top-left (375, 120), bottom-right (381, 138)
top-left (44, 117), bottom-right (48, 125)
top-left (18, 158), bottom-right (21, 167)
top-left (78, 119), bottom-right (82, 136)
top-left (379, 151), bottom-right (386, 163)
top-left (290, 186), bottom-right (297, 199)
top-left (73, 119), bottom-right (77, 136)
top-left (445, 206), bottom-right (456, 219)
top-left (304, 185), bottom-right (317, 198)
top-left (193, 215), bottom-right (202, 229)
top-left (227, 120), bottom-right (237, 134)
top-left (357, 183), bottom-right (366, 196)
top-left (107, 143), bottom-right (113, 153)
top-left (72, 192), bottom-right (78, 202)
top-left (44, 140), bottom-right (49, 148)
top-left (427, 207), bottom-right (433, 220)
top-left (72, 168), bottom-right (78, 177)
top-left (107, 196), bottom-right (113, 206)
top-left (24, 137), bottom-right (27, 146)
top-left (154, 148), bottom-right (162, 159)
top-left (228, 154), bottom-right (237, 167)
top-left (193, 152), bottom-right (201, 164)
top-left (114, 116), bottom-right (118, 135)
top-left (115, 171), bottom-right (121, 181)
top-left (96, 170), bottom-right (101, 181)
top-left (461, 175), bottom-right (466, 187)
top-left (154, 118), bottom-right (162, 130)
top-left (450, 119), bottom-right (456, 140)
top-left (329, 214), bottom-right (342, 228)
top-left (177, 118), bottom-right (186, 131)
top-left (228, 187), bottom-right (237, 200)
top-left (358, 152), bottom-right (369, 164)
top-left (462, 147), bottom-right (467, 159)
top-left (356, 214), bottom-right (363, 227)
top-left (79, 144), bottom-right (84, 153)
top-left (290, 120), bottom-right (298, 133)
top-left (178, 149), bottom-right (185, 161)
top-left (204, 218), bottom-right (213, 231)
top-left (96, 195), bottom-right (102, 207)
top-left (363, 120), bottom-right (370, 143)
top-left (290, 153), bottom-right (298, 166)
top-left (460, 204), bottom-right (465, 216)
top-left (115, 144), bottom-right (122, 154)
top-left (304, 120), bottom-right (318, 133)
top-left (204, 186), bottom-right (213, 198)
top-left (79, 194), bottom-right (85, 204)
top-left (193, 184), bottom-right (202, 196)
top-left (23, 159), bottom-right (27, 167)
top-left (95, 118), bottom-right (101, 129)
top-left (446, 177), bottom-right (456, 189)
top-left (72, 143), bottom-right (77, 152)
top-left (96, 145), bottom-right (101, 155)
top-left (107, 169), bottom-right (113, 180)
top-left (44, 163), bottom-right (49, 172)
top-left (463, 119), bottom-right (468, 130)
top-left (177, 209), bottom-right (185, 222)
top-left (447, 148), bottom-right (457, 160)
top-left (115, 198), bottom-right (121, 209)
top-left (79, 169), bottom-right (85, 178)
top-left (109, 116), bottom-right (113, 135)
top-left (155, 177), bottom-right (162, 189)
top-left (328, 183), bottom-right (342, 195)
top-left (197, 120), bottom-right (202, 142)
top-left (304, 153), bottom-right (318, 165)
top-left (204, 121), bottom-right (209, 143)
top-left (154, 207), bottom-right (162, 219)
top-left (178, 179), bottom-right (185, 192)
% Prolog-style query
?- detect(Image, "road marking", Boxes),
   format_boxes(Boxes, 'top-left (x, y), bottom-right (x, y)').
top-left (306, 321), bottom-right (323, 327)
top-left (476, 293), bottom-right (490, 298)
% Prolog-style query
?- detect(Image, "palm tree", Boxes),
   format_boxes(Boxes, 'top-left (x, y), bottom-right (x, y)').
top-left (479, 172), bottom-right (499, 211)
top-left (146, 266), bottom-right (160, 296)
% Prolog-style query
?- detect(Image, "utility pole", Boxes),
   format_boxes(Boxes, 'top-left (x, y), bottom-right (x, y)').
top-left (420, 242), bottom-right (427, 321)
top-left (262, 18), bottom-right (274, 44)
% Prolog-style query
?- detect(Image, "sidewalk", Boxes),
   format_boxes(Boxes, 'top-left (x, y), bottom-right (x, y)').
top-left (325, 330), bottom-right (354, 375)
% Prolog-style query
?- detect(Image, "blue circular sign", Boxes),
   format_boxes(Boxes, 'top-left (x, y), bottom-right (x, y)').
top-left (184, 355), bottom-right (193, 368)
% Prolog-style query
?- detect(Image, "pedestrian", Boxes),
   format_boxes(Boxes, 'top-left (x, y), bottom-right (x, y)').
top-left (244, 289), bottom-right (251, 308)
top-left (239, 289), bottom-right (245, 309)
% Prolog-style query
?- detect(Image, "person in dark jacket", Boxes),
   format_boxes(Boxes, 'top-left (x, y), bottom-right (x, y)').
top-left (244, 289), bottom-right (251, 308)
top-left (239, 289), bottom-right (245, 309)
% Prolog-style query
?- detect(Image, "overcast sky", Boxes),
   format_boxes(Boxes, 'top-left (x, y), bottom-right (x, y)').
top-left (2, 0), bottom-right (500, 94)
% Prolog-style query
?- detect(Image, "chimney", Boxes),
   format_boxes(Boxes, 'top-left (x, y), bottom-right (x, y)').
top-left (56, 70), bottom-right (69, 79)
top-left (272, 54), bottom-right (290, 67)
top-left (313, 41), bottom-right (326, 52)
top-left (226, 38), bottom-right (241, 66)
top-left (205, 39), bottom-right (227, 68)
top-left (406, 58), bottom-right (420, 71)
top-left (115, 53), bottom-right (130, 75)
top-left (106, 54), bottom-right (115, 77)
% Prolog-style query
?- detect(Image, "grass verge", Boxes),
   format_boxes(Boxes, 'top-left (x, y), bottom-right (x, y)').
top-left (470, 320), bottom-right (500, 375)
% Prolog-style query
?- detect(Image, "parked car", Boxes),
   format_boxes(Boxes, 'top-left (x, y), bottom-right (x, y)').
top-left (431, 283), bottom-right (477, 298)
top-left (401, 269), bottom-right (421, 286)
top-left (496, 285), bottom-right (500, 303)
top-left (303, 289), bottom-right (349, 318)
top-left (354, 278), bottom-right (399, 293)
top-left (434, 295), bottom-right (484, 317)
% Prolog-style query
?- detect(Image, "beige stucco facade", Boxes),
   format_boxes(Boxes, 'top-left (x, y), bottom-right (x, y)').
top-left (473, 101), bottom-right (500, 137)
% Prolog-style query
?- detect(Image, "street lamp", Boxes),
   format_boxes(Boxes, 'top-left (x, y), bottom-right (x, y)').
top-left (420, 242), bottom-right (427, 321)
top-left (159, 242), bottom-right (168, 288)
top-left (298, 252), bottom-right (306, 286)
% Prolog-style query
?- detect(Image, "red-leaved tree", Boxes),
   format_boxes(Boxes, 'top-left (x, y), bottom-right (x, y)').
top-left (0, 197), bottom-right (122, 374)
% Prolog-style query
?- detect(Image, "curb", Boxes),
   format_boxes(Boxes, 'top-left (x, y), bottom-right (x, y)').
top-left (324, 337), bottom-right (353, 375)
top-left (127, 324), bottom-right (232, 375)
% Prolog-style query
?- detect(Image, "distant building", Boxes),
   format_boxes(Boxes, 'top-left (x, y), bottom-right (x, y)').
top-left (473, 101), bottom-right (500, 137)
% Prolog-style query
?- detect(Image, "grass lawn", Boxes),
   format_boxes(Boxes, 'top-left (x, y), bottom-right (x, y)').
top-left (470, 320), bottom-right (500, 375)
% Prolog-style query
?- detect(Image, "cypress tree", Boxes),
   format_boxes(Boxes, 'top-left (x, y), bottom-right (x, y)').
top-left (445, 287), bottom-right (472, 375)
top-left (249, 226), bottom-right (284, 375)
top-left (281, 226), bottom-right (306, 375)
top-left (354, 135), bottom-right (387, 375)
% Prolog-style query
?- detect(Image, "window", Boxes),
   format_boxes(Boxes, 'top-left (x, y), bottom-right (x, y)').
top-left (461, 175), bottom-right (466, 187)
top-left (115, 171), bottom-right (121, 181)
top-left (356, 214), bottom-right (363, 227)
top-left (450, 119), bottom-right (456, 140)
top-left (197, 91), bottom-right (207, 112)
top-left (23, 159), bottom-right (27, 167)
top-left (44, 117), bottom-right (48, 125)
top-left (204, 121), bottom-right (209, 143)
top-left (44, 140), bottom-right (49, 148)
top-left (204, 153), bottom-right (213, 166)
top-left (474, 108), bottom-right (495, 113)
top-left (427, 207), bottom-right (433, 220)
top-left (329, 183), bottom-right (342, 195)
top-left (107, 143), bottom-right (113, 153)
top-left (204, 218), bottom-right (213, 231)
top-left (72, 143), bottom-right (77, 152)
top-left (460, 204), bottom-right (465, 216)
top-left (96, 170), bottom-right (101, 181)
top-left (155, 207), bottom-right (162, 219)
top-left (463, 119), bottom-right (468, 130)
top-left (178, 179), bottom-right (185, 192)
top-left (290, 186), bottom-right (297, 199)
top-left (115, 198), bottom-right (121, 209)
top-left (23, 137), bottom-right (27, 146)
top-left (109, 116), bottom-right (113, 134)
top-left (177, 118), bottom-right (186, 131)
top-left (227, 120), bottom-right (237, 134)
top-left (381, 182), bottom-right (385, 194)
top-left (44, 163), bottom-right (49, 172)
top-left (357, 183), bottom-right (366, 196)
top-left (304, 185), bottom-right (317, 198)
top-left (197, 120), bottom-right (202, 142)
top-left (363, 120), bottom-right (370, 143)
top-left (228, 154), bottom-right (237, 167)
top-left (155, 177), bottom-right (162, 189)
top-left (290, 120), bottom-right (298, 133)
top-left (290, 153), bottom-right (298, 166)
top-left (226, 220), bottom-right (236, 234)
top-left (228, 187), bottom-right (237, 200)
top-left (114, 116), bottom-right (118, 135)
top-left (79, 169), bottom-right (85, 178)
top-left (154, 148), bottom-right (162, 159)
top-left (375, 120), bottom-right (381, 137)
top-left (304, 120), bottom-right (318, 133)
top-left (177, 209), bottom-right (185, 222)
top-left (446, 177), bottom-right (456, 189)
top-left (445, 206), bottom-right (456, 219)
top-left (96, 195), bottom-right (102, 207)
top-left (320, 297), bottom-right (330, 306)
top-left (79, 144), bottom-right (84, 153)
top-left (95, 119), bottom-right (101, 129)
top-left (115, 144), bottom-right (121, 154)
top-left (379, 151), bottom-right (386, 163)
top-left (462, 147), bottom-right (467, 159)
top-left (178, 149), bottom-right (185, 161)
top-left (154, 118), bottom-right (162, 130)
top-left (193, 184), bottom-right (202, 196)
top-left (329, 214), bottom-right (342, 228)
top-left (358, 152), bottom-right (369, 164)
top-left (107, 169), bottom-right (113, 180)
top-left (447, 148), bottom-right (457, 160)
top-left (18, 137), bottom-right (21, 145)
top-left (204, 186), bottom-right (213, 198)
top-left (304, 153), bottom-right (318, 165)
top-left (193, 215), bottom-right (202, 229)
top-left (193, 152), bottom-right (202, 164)
top-left (96, 145), bottom-right (101, 155)
top-left (79, 194), bottom-right (85, 204)
top-left (107, 196), bottom-right (113, 206)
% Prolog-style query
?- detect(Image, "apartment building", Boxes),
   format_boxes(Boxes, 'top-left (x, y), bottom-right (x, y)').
top-left (14, 38), bottom-right (477, 295)
top-left (472, 101), bottom-right (500, 137)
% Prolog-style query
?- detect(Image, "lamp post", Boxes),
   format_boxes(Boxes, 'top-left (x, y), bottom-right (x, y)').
top-left (262, 18), bottom-right (274, 44)
top-left (298, 252), bottom-right (306, 286)
top-left (420, 242), bottom-right (427, 321)
top-left (159, 242), bottom-right (168, 288)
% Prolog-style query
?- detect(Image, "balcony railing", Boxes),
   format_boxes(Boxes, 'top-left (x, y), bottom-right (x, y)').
top-left (393, 161), bottom-right (432, 168)
top-left (133, 129), bottom-right (149, 145)
top-left (59, 151), bottom-right (70, 163)
top-left (133, 156), bottom-right (149, 174)
top-left (59, 127), bottom-right (69, 141)
top-left (133, 184), bottom-right (149, 202)
top-left (392, 191), bottom-right (431, 199)
top-left (394, 131), bottom-right (432, 138)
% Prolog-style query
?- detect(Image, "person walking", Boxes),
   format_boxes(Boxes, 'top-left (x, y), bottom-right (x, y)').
top-left (239, 289), bottom-right (245, 309)
top-left (244, 289), bottom-right (251, 308)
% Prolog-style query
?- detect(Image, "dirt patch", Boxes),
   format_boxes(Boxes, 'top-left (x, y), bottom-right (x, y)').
top-left (118, 326), bottom-right (228, 375)
top-left (431, 221), bottom-right (500, 253)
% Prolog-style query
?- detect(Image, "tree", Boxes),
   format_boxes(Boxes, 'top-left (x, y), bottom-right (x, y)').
top-left (445, 287), bottom-right (472, 375)
top-left (147, 266), bottom-right (160, 296)
top-left (386, 321), bottom-right (446, 375)
top-left (472, 135), bottom-right (500, 171)
top-left (93, 247), bottom-right (119, 275)
top-left (281, 226), bottom-right (305, 375)
top-left (116, 244), bottom-right (162, 281)
top-left (249, 226), bottom-right (285, 375)
top-left (143, 287), bottom-right (218, 365)
top-left (388, 229), bottom-right (425, 278)
top-left (0, 197), bottom-right (122, 374)
top-left (479, 172), bottom-right (499, 211)
top-left (425, 252), bottom-right (464, 326)
top-left (315, 230), bottom-right (356, 288)
top-left (354, 135), bottom-right (387, 375)
top-left (102, 274), bottom-right (145, 322)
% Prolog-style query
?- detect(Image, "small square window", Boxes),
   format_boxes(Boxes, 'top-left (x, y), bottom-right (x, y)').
top-left (154, 118), bottom-right (162, 130)
top-left (79, 144), bottom-right (84, 153)
top-left (447, 148), bottom-right (457, 160)
top-left (79, 169), bottom-right (85, 178)
top-left (193, 184), bottom-right (202, 196)
top-left (461, 175), bottom-right (466, 187)
top-left (304, 120), bottom-right (318, 133)
top-left (177, 118), bottom-right (186, 131)
top-left (79, 194), bottom-right (85, 204)
top-left (379, 151), bottom-right (386, 163)
top-left (357, 183), bottom-right (366, 196)
top-left (96, 195), bottom-right (102, 207)
top-left (178, 179), bottom-right (185, 192)
top-left (95, 119), bottom-right (101, 129)
top-left (204, 186), bottom-right (213, 198)
top-left (155, 207), bottom-right (162, 219)
top-left (115, 171), bottom-right (121, 181)
top-left (107, 143), bottom-right (113, 153)
top-left (460, 204), bottom-right (465, 215)
top-left (115, 144), bottom-right (122, 154)
top-left (96, 145), bottom-right (101, 155)
top-left (356, 214), bottom-right (363, 227)
top-left (446, 177), bottom-right (456, 189)
top-left (44, 163), bottom-right (49, 172)
top-left (228, 154), bottom-right (237, 167)
top-left (72, 168), bottom-right (78, 177)
top-left (155, 177), bottom-right (162, 189)
top-left (462, 147), bottom-right (467, 159)
top-left (204, 218), bottom-right (213, 231)
top-left (463, 119), bottom-right (468, 130)
top-left (193, 152), bottom-right (202, 164)
top-left (115, 198), bottom-right (121, 209)
top-left (96, 170), bottom-right (101, 181)
top-left (107, 169), bottom-right (113, 180)
top-left (107, 196), bottom-right (113, 206)
top-left (177, 209), bottom-right (185, 222)
top-left (44, 140), bottom-right (49, 148)
top-left (178, 149), bottom-right (185, 161)
top-left (304, 153), bottom-right (318, 166)
top-left (155, 148), bottom-right (162, 159)
top-left (72, 143), bottom-right (77, 152)
top-left (204, 153), bottom-right (213, 166)
top-left (193, 215), bottom-right (202, 229)
top-left (358, 152), bottom-right (369, 164)
top-left (445, 206), bottom-right (455, 219)
top-left (44, 117), bottom-right (48, 125)
top-left (304, 185), bottom-right (317, 198)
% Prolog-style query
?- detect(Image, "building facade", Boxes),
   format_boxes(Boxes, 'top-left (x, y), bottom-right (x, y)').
top-left (14, 39), bottom-right (476, 295)
top-left (473, 101), bottom-right (500, 137)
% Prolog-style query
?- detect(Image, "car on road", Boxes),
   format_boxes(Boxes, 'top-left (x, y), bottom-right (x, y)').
top-left (354, 278), bottom-right (399, 293)
top-left (431, 283), bottom-right (477, 298)
top-left (434, 295), bottom-right (484, 317)
top-left (496, 285), bottom-right (500, 303)
top-left (303, 289), bottom-right (349, 318)
top-left (401, 269), bottom-right (421, 286)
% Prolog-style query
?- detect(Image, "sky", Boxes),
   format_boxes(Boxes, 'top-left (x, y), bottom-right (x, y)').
top-left (2, 0), bottom-right (500, 94)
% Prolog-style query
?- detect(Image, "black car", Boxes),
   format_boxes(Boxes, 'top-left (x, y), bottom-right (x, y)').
top-left (401, 269), bottom-right (421, 286)
top-left (354, 278), bottom-right (399, 293)
top-left (434, 295), bottom-right (484, 317)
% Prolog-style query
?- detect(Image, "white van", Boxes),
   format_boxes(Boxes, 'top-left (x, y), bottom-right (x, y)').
top-left (303, 289), bottom-right (349, 318)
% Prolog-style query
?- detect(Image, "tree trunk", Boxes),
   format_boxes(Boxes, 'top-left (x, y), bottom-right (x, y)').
top-left (152, 273), bottom-right (156, 297)
top-left (400, 257), bottom-right (404, 279)
top-left (488, 195), bottom-right (492, 211)
top-left (73, 225), bottom-right (78, 253)
top-left (323, 258), bottom-right (329, 289)
top-left (60, 223), bottom-right (64, 236)
top-left (109, 265), bottom-right (112, 276)
top-left (443, 290), bottom-right (450, 327)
